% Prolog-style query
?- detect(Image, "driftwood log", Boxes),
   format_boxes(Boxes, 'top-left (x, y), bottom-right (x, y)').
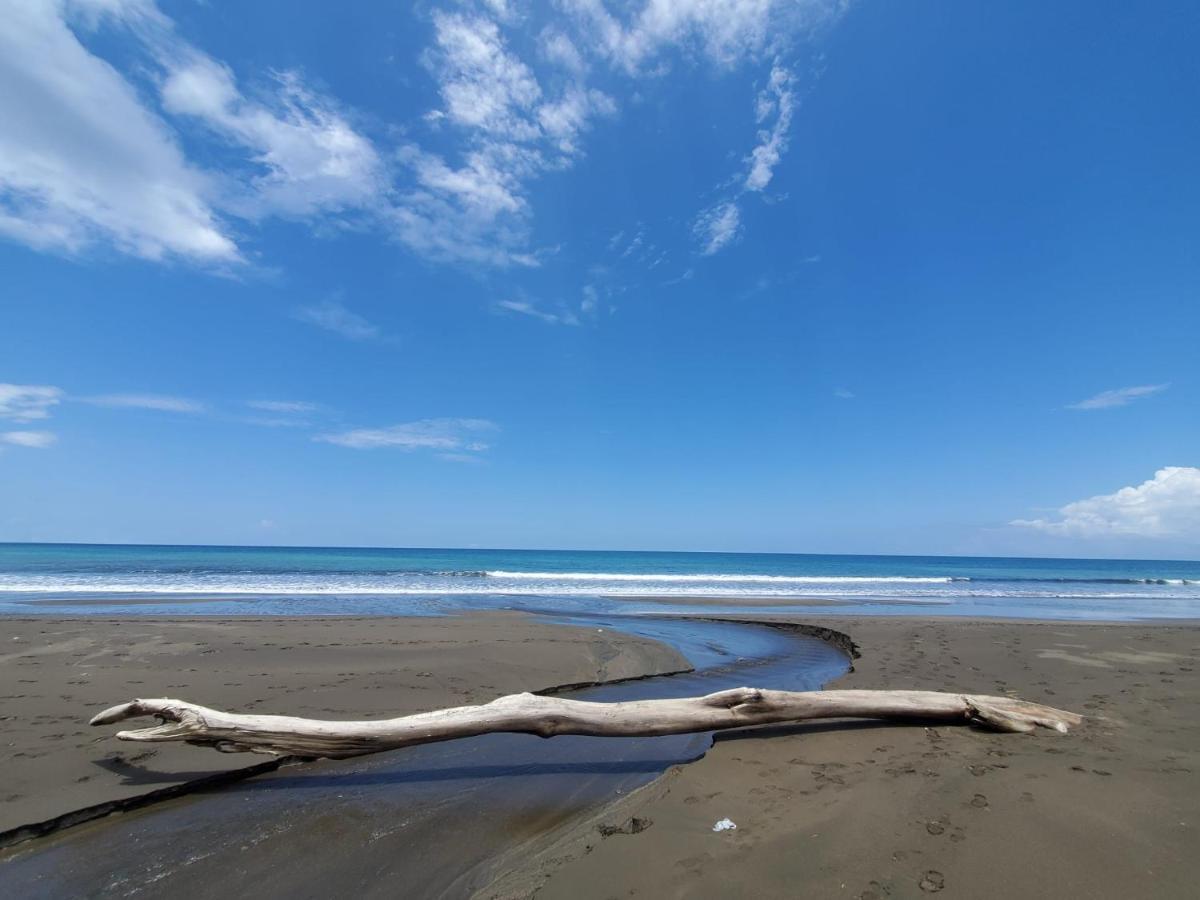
top-left (90, 688), bottom-right (1082, 760)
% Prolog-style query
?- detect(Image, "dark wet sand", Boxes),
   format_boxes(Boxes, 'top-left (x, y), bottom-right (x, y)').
top-left (4, 614), bottom-right (1198, 899)
top-left (492, 616), bottom-right (1200, 899)
top-left (0, 613), bottom-right (689, 837)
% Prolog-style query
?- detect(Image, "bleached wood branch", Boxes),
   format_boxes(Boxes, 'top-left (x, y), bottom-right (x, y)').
top-left (90, 689), bottom-right (1082, 760)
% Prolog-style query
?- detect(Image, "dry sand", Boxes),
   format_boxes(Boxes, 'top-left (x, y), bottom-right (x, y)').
top-left (0, 613), bottom-right (689, 839)
top-left (492, 616), bottom-right (1200, 900)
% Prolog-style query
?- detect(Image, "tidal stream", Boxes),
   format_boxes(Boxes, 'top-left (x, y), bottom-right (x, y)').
top-left (0, 615), bottom-right (850, 898)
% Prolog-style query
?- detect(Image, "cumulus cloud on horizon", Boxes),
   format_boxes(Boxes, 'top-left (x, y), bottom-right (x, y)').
top-left (1012, 467), bottom-right (1200, 540)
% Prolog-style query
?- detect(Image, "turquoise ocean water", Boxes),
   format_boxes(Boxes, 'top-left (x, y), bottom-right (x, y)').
top-left (1, 543), bottom-right (1198, 620)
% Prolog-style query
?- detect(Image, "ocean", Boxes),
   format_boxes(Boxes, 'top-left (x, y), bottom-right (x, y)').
top-left (1, 543), bottom-right (1198, 620)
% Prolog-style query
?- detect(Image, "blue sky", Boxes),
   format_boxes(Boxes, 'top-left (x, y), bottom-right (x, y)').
top-left (1, 0), bottom-right (1197, 558)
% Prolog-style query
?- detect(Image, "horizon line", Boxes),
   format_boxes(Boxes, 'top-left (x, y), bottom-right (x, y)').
top-left (0, 540), bottom-right (1196, 565)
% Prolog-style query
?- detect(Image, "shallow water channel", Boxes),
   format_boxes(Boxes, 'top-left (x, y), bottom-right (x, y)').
top-left (1, 615), bottom-right (850, 898)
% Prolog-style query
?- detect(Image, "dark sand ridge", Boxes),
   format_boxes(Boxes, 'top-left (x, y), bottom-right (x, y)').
top-left (0, 612), bottom-right (690, 838)
top-left (489, 616), bottom-right (1200, 900)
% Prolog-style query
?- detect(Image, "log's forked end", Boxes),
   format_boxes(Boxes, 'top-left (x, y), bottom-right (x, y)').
top-left (89, 700), bottom-right (145, 727)
top-left (88, 698), bottom-right (209, 742)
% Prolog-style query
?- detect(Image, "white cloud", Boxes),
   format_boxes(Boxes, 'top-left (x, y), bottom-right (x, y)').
top-left (1, 430), bottom-right (57, 448)
top-left (540, 27), bottom-right (587, 75)
top-left (559, 0), bottom-right (844, 73)
top-left (580, 283), bottom-right (598, 313)
top-left (428, 11), bottom-right (543, 140)
top-left (1012, 467), bottom-right (1200, 539)
top-left (495, 298), bottom-right (580, 325)
top-left (0, 383), bottom-right (64, 422)
top-left (1, 0), bottom-right (387, 267)
top-left (393, 9), bottom-right (617, 267)
top-left (247, 400), bottom-right (319, 414)
top-left (690, 58), bottom-right (803, 254)
top-left (693, 201), bottom-right (741, 255)
top-left (620, 229), bottom-right (644, 258)
top-left (1, 1), bottom-right (844, 273)
top-left (538, 86), bottom-right (617, 154)
top-left (293, 300), bottom-right (381, 341)
top-left (1067, 383), bottom-right (1169, 410)
top-left (81, 393), bottom-right (206, 413)
top-left (316, 418), bottom-right (497, 451)
top-left (664, 267), bottom-right (695, 285)
top-left (0, 2), bottom-right (238, 263)
top-left (744, 63), bottom-right (794, 191)
top-left (834, 388), bottom-right (854, 399)
top-left (160, 57), bottom-right (385, 220)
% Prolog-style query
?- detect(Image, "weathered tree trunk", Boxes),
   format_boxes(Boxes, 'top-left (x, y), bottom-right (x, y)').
top-left (90, 689), bottom-right (1081, 760)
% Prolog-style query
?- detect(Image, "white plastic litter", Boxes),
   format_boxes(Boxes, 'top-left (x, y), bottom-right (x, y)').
top-left (712, 818), bottom-right (737, 832)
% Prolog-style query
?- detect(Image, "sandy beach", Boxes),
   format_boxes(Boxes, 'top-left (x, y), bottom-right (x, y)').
top-left (0, 613), bottom-right (689, 840)
top-left (495, 616), bottom-right (1200, 899)
top-left (2, 612), bottom-right (1197, 899)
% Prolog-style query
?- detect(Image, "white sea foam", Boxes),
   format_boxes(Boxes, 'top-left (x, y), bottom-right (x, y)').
top-left (1, 573), bottom-right (1197, 604)
top-left (484, 571), bottom-right (954, 583)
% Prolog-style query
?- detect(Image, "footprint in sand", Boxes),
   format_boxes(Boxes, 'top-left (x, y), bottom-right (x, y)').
top-left (919, 870), bottom-right (945, 892)
top-left (857, 880), bottom-right (890, 900)
top-left (969, 793), bottom-right (989, 808)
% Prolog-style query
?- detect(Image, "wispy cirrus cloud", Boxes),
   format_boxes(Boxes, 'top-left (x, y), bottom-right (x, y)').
top-left (242, 399), bottom-right (321, 428)
top-left (1012, 467), bottom-right (1200, 540)
top-left (403, 2), bottom-right (841, 267)
top-left (247, 400), bottom-right (320, 414)
top-left (393, 10), bottom-right (615, 267)
top-left (558, 0), bottom-right (842, 73)
top-left (693, 201), bottom-right (742, 255)
top-left (158, 55), bottom-right (386, 221)
top-left (0, 383), bottom-right (63, 422)
top-left (745, 63), bottom-right (795, 192)
top-left (0, 430), bottom-right (57, 448)
top-left (293, 300), bottom-right (382, 341)
top-left (1, 383), bottom-right (63, 448)
top-left (316, 418), bottom-right (497, 453)
top-left (689, 59), bottom-right (802, 256)
top-left (494, 299), bottom-right (580, 325)
top-left (1066, 383), bottom-right (1170, 410)
top-left (80, 393), bottom-right (207, 413)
